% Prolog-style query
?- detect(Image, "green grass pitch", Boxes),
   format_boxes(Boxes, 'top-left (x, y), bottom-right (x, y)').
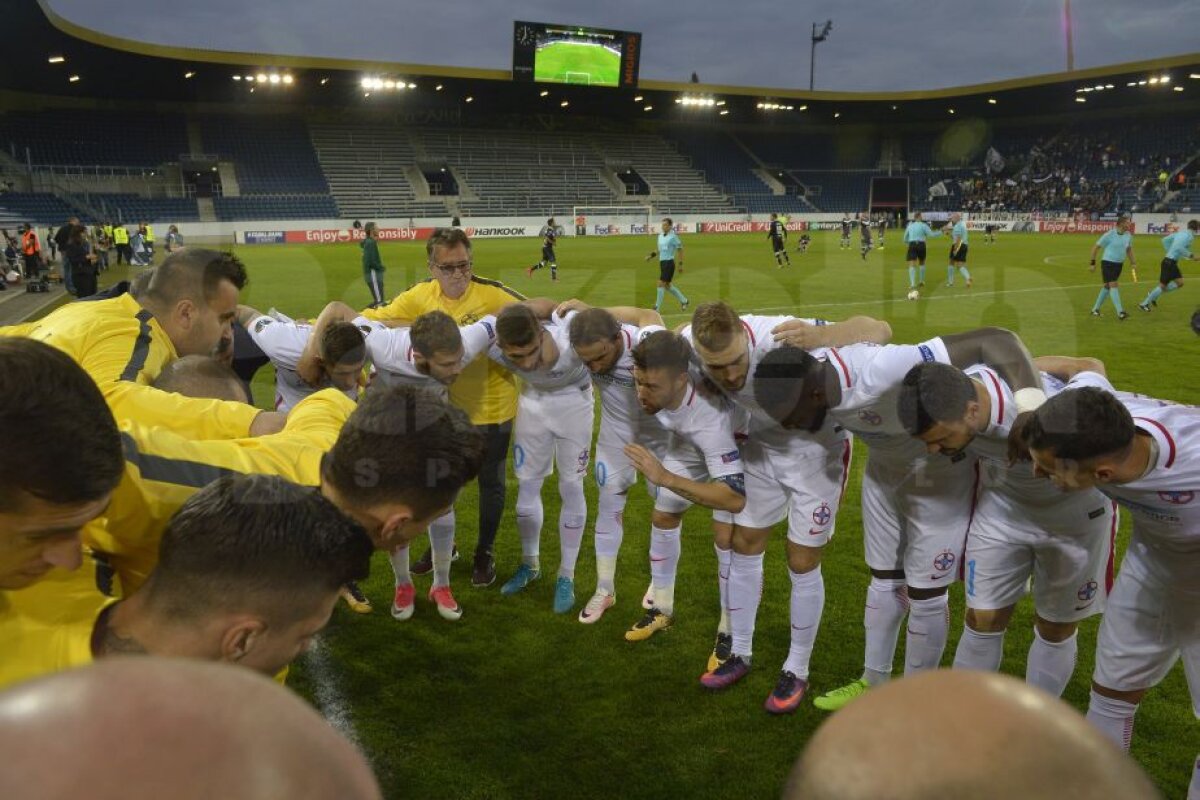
top-left (225, 231), bottom-right (1196, 799)
top-left (534, 41), bottom-right (621, 86)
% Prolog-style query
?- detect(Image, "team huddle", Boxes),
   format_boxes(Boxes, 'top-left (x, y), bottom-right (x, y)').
top-left (0, 225), bottom-right (1195, 793)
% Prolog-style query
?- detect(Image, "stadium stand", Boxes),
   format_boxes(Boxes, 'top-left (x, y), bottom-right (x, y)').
top-left (416, 127), bottom-right (616, 216)
top-left (309, 120), bottom-right (447, 218)
top-left (670, 129), bottom-right (810, 214)
top-left (212, 194), bottom-right (338, 221)
top-left (89, 194), bottom-right (200, 223)
top-left (0, 192), bottom-right (78, 226)
top-left (588, 132), bottom-right (735, 214)
top-left (0, 111), bottom-right (187, 168)
top-left (197, 115), bottom-right (330, 195)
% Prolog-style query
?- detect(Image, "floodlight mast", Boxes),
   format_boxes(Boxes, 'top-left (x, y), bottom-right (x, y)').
top-left (810, 20), bottom-right (833, 91)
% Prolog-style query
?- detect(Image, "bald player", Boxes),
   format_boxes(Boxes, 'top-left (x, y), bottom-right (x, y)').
top-left (151, 354), bottom-right (251, 404)
top-left (0, 659), bottom-right (381, 800)
top-left (784, 670), bottom-right (1159, 800)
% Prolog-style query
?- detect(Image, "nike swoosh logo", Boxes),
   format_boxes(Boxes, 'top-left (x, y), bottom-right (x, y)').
top-left (1074, 603), bottom-right (1094, 611)
top-left (650, 556), bottom-right (668, 563)
top-left (728, 608), bottom-right (743, 612)
top-left (808, 529), bottom-right (826, 535)
top-left (791, 624), bottom-right (814, 631)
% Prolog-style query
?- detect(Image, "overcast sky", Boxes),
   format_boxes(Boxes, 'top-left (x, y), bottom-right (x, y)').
top-left (49, 0), bottom-right (1196, 91)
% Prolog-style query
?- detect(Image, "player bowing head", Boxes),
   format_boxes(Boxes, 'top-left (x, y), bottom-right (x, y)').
top-left (316, 321), bottom-right (369, 392)
top-left (748, 345), bottom-right (832, 433)
top-left (101, 474), bottom-right (373, 676)
top-left (690, 301), bottom-right (752, 392)
top-left (568, 308), bottom-right (624, 374)
top-left (0, 339), bottom-right (124, 590)
top-left (139, 248), bottom-right (248, 360)
top-left (411, 311), bottom-right (470, 385)
top-left (495, 304), bottom-right (550, 372)
top-left (896, 362), bottom-right (985, 457)
top-left (631, 330), bottom-right (693, 415)
top-left (322, 384), bottom-right (485, 549)
top-left (1020, 387), bottom-right (1138, 491)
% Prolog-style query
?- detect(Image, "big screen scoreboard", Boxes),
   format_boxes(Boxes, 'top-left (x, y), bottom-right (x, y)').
top-left (512, 21), bottom-right (641, 88)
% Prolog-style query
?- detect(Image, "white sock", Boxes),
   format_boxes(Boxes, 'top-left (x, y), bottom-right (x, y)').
top-left (649, 525), bottom-right (681, 615)
top-left (389, 545), bottom-right (411, 587)
top-left (783, 566), bottom-right (824, 680)
top-left (715, 544), bottom-right (732, 634)
top-left (515, 479), bottom-right (544, 571)
top-left (1086, 689), bottom-right (1137, 751)
top-left (1026, 628), bottom-right (1077, 697)
top-left (557, 480), bottom-right (586, 579)
top-left (594, 492), bottom-right (626, 595)
top-left (904, 594), bottom-right (950, 675)
top-left (1189, 755), bottom-right (1199, 800)
top-left (429, 510), bottom-right (455, 589)
top-left (727, 551), bottom-right (764, 660)
top-left (952, 625), bottom-right (1005, 672)
top-left (863, 577), bottom-right (908, 685)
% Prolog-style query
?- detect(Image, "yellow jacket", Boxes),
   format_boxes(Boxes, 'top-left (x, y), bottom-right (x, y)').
top-left (86, 389), bottom-right (354, 593)
top-left (363, 276), bottom-right (524, 424)
top-left (0, 293), bottom-right (259, 439)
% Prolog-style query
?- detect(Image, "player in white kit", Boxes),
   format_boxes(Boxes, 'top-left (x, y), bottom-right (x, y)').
top-left (751, 326), bottom-right (1043, 711)
top-left (685, 302), bottom-right (893, 714)
top-left (239, 304), bottom-right (369, 412)
top-left (620, 330), bottom-right (746, 644)
top-left (896, 358), bottom-right (1118, 697)
top-left (1021, 376), bottom-right (1200, 798)
top-left (562, 303), bottom-right (671, 624)
top-left (489, 303), bottom-right (593, 614)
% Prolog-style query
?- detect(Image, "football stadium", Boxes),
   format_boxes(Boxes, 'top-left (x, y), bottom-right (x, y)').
top-left (0, 1), bottom-right (1197, 798)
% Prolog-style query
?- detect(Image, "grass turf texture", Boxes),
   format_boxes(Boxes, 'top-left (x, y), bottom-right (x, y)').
top-left (534, 41), bottom-right (621, 86)
top-left (227, 231), bottom-right (1196, 799)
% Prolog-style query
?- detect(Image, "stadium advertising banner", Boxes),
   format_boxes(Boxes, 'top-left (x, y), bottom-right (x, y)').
top-left (281, 228), bottom-right (433, 244)
top-left (242, 230), bottom-right (285, 244)
top-left (699, 221), bottom-right (809, 234)
top-left (1038, 219), bottom-right (1122, 234)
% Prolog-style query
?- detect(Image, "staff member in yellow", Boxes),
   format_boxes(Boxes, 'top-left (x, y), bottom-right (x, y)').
top-left (0, 248), bottom-right (283, 439)
top-left (0, 474), bottom-right (373, 690)
top-left (363, 227), bottom-right (525, 586)
top-left (112, 222), bottom-right (129, 265)
top-left (142, 221), bottom-right (156, 263)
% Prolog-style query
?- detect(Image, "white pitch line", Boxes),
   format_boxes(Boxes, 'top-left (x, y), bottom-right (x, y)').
top-left (301, 635), bottom-right (364, 748)
top-left (660, 282), bottom-right (1100, 320)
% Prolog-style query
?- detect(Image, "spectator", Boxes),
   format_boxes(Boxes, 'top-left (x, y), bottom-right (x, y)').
top-left (62, 225), bottom-right (97, 298)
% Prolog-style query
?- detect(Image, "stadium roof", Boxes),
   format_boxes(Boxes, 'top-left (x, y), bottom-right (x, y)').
top-left (5, 0), bottom-right (1198, 126)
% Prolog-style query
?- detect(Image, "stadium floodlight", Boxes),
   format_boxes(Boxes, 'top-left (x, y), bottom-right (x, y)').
top-left (233, 75), bottom-right (242, 81)
top-left (716, 100), bottom-right (726, 106)
top-left (1127, 82), bottom-right (1136, 86)
top-left (634, 95), bottom-right (643, 101)
top-left (948, 108), bottom-right (955, 114)
top-left (184, 71), bottom-right (196, 79)
top-left (810, 19), bottom-right (833, 90)
top-left (1076, 97), bottom-right (1086, 103)
top-left (1160, 75), bottom-right (1170, 83)
top-left (1148, 77), bottom-right (1159, 84)
top-left (643, 105), bottom-right (652, 111)
top-left (68, 75), bottom-right (80, 83)
top-left (1093, 84), bottom-right (1104, 90)
top-left (1082, 87), bottom-right (1093, 92)
top-left (408, 82), bottom-right (417, 89)
top-left (363, 92), bottom-right (370, 97)
top-left (465, 96), bottom-right (474, 103)
top-left (833, 111), bottom-right (841, 118)
top-left (1105, 84), bottom-right (1114, 89)
top-left (1175, 86), bottom-right (1184, 92)
top-left (256, 73), bottom-right (268, 83)
top-left (282, 74), bottom-right (294, 85)
top-left (269, 74), bottom-right (281, 84)
top-left (47, 55), bottom-right (65, 64)
top-left (799, 105), bottom-right (808, 111)
top-left (1191, 74), bottom-right (1200, 79)
top-left (435, 84), bottom-right (443, 90)
top-left (360, 77), bottom-right (372, 89)
top-left (540, 90), bottom-right (549, 97)
top-left (320, 77), bottom-right (329, 85)
top-left (560, 100), bottom-right (569, 107)
top-left (719, 110), bottom-right (729, 115)
top-left (987, 98), bottom-right (997, 104)
top-left (384, 80), bottom-right (396, 89)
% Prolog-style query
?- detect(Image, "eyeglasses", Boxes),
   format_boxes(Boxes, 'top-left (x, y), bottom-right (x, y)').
top-left (432, 259), bottom-right (473, 276)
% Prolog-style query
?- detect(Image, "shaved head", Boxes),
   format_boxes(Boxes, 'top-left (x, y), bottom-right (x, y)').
top-left (785, 671), bottom-right (1158, 800)
top-left (0, 659), bottom-right (381, 800)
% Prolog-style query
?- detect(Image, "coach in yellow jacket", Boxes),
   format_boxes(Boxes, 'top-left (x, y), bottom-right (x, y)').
top-left (0, 248), bottom-right (281, 439)
top-left (363, 227), bottom-right (524, 587)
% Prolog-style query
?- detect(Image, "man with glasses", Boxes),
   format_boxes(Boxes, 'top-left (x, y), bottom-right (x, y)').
top-left (363, 228), bottom-right (526, 587)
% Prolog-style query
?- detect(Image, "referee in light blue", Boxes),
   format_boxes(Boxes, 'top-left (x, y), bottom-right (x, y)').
top-left (1088, 215), bottom-right (1136, 320)
top-left (903, 211), bottom-right (941, 291)
top-left (945, 212), bottom-right (972, 288)
top-left (1140, 219), bottom-right (1197, 312)
top-left (645, 217), bottom-right (689, 312)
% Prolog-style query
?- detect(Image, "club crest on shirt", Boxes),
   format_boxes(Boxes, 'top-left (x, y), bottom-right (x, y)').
top-left (858, 410), bottom-right (883, 426)
top-left (254, 318), bottom-right (273, 333)
top-left (932, 550), bottom-right (956, 572)
top-left (1076, 580), bottom-right (1099, 603)
top-left (812, 503), bottom-right (832, 527)
top-left (1158, 491), bottom-right (1194, 505)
